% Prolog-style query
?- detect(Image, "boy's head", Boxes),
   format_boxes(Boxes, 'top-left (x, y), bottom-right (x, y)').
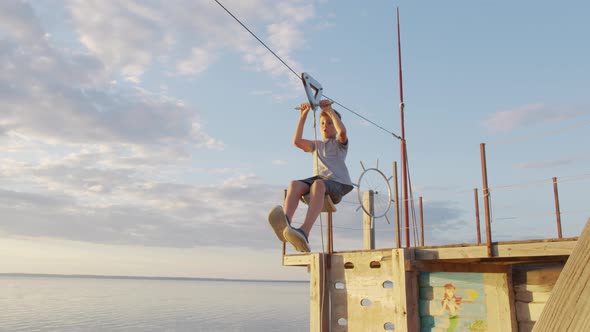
top-left (319, 110), bottom-right (341, 139)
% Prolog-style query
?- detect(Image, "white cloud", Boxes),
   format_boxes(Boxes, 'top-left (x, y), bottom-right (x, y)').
top-left (483, 103), bottom-right (576, 132)
top-left (0, 0), bottom-right (323, 263)
top-left (268, 22), bottom-right (304, 54)
top-left (176, 48), bottom-right (210, 76)
top-left (67, 0), bottom-right (165, 82)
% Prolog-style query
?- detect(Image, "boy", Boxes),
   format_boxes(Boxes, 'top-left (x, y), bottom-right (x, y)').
top-left (268, 99), bottom-right (353, 252)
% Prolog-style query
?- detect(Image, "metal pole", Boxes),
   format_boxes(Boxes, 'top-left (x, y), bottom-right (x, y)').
top-left (393, 161), bottom-right (401, 248)
top-left (474, 188), bottom-right (481, 244)
top-left (363, 191), bottom-right (375, 250)
top-left (480, 143), bottom-right (493, 257)
top-left (419, 196), bottom-right (424, 246)
top-left (396, 7), bottom-right (410, 248)
top-left (553, 177), bottom-right (563, 238)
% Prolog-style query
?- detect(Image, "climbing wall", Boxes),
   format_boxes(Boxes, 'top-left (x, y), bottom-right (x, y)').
top-left (328, 249), bottom-right (398, 331)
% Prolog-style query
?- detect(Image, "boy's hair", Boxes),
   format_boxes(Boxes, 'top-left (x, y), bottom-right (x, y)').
top-left (320, 109), bottom-right (342, 120)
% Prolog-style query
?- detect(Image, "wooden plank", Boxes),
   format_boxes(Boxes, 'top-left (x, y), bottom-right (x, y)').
top-left (495, 241), bottom-right (576, 257)
top-left (515, 301), bottom-right (546, 321)
top-left (415, 245), bottom-right (488, 260)
top-left (512, 266), bottom-right (562, 286)
top-left (533, 219), bottom-right (590, 332)
top-left (414, 240), bottom-right (576, 260)
top-left (283, 253), bottom-right (312, 266)
top-left (484, 273), bottom-right (513, 332)
top-left (515, 290), bottom-right (551, 303)
top-left (513, 284), bottom-right (555, 293)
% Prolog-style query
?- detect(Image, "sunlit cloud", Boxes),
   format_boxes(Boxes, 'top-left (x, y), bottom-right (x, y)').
top-left (483, 103), bottom-right (575, 132)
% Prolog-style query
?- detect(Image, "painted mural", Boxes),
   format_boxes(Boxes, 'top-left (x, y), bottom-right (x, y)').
top-left (419, 272), bottom-right (487, 332)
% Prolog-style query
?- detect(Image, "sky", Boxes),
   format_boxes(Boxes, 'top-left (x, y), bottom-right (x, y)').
top-left (1, 0), bottom-right (589, 281)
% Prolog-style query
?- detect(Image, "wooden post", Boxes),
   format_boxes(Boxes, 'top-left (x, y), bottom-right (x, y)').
top-left (309, 253), bottom-right (329, 332)
top-left (392, 248), bottom-right (419, 331)
top-left (363, 191), bottom-right (375, 250)
top-left (480, 143), bottom-right (493, 257)
top-left (393, 161), bottom-right (401, 248)
top-left (552, 177), bottom-right (563, 239)
top-left (474, 188), bottom-right (482, 244)
top-left (328, 212), bottom-right (334, 254)
top-left (419, 196), bottom-right (424, 246)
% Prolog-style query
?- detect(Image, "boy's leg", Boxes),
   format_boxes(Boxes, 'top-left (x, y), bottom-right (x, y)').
top-left (268, 180), bottom-right (309, 243)
top-left (299, 179), bottom-right (326, 236)
top-left (284, 180), bottom-right (310, 221)
top-left (284, 179), bottom-right (325, 252)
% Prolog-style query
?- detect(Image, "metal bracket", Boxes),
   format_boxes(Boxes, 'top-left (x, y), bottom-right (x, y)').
top-left (301, 72), bottom-right (323, 111)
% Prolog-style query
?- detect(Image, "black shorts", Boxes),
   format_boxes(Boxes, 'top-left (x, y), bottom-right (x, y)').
top-left (297, 176), bottom-right (353, 204)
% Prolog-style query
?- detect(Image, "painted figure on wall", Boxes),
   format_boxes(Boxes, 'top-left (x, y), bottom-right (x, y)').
top-left (441, 283), bottom-right (462, 331)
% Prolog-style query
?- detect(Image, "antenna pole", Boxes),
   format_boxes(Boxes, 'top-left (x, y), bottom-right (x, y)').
top-left (396, 7), bottom-right (410, 247)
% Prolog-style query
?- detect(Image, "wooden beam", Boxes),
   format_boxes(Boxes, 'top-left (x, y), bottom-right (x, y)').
top-left (495, 241), bottom-right (576, 257)
top-left (414, 239), bottom-right (577, 260)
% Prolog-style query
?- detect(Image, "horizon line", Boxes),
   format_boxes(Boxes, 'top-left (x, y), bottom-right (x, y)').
top-left (0, 272), bottom-right (307, 284)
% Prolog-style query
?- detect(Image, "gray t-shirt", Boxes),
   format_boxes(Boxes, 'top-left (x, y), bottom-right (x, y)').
top-left (310, 138), bottom-right (352, 186)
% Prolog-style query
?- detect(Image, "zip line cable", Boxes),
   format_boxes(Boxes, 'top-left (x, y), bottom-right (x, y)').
top-left (324, 95), bottom-right (403, 140)
top-left (212, 0), bottom-right (300, 79)
top-left (213, 0), bottom-right (402, 140)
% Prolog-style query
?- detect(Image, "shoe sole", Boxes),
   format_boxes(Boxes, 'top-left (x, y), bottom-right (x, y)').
top-left (284, 227), bottom-right (310, 253)
top-left (268, 205), bottom-right (288, 242)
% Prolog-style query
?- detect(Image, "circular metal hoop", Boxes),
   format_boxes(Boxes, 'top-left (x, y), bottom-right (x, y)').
top-left (357, 167), bottom-right (392, 218)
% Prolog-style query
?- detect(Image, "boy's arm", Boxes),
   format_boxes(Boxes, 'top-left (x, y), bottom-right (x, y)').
top-left (321, 101), bottom-right (347, 144)
top-left (293, 103), bottom-right (315, 152)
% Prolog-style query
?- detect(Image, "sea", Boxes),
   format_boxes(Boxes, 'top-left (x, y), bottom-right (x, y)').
top-left (0, 274), bottom-right (309, 332)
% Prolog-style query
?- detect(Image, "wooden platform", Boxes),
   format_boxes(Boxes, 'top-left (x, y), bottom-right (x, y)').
top-left (283, 237), bottom-right (578, 332)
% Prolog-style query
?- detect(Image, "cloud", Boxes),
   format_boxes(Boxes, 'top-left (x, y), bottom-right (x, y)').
top-left (63, 0), bottom-right (315, 85)
top-left (67, 0), bottom-right (168, 83)
top-left (0, 0), bottom-right (319, 256)
top-left (0, 171), bottom-right (284, 249)
top-left (483, 103), bottom-right (575, 132)
top-left (0, 2), bottom-right (221, 151)
top-left (176, 48), bottom-right (210, 76)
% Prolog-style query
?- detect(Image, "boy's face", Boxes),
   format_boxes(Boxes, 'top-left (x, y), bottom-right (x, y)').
top-left (320, 114), bottom-right (336, 139)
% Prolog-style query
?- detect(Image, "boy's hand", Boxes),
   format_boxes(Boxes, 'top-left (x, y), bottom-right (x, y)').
top-left (299, 102), bottom-right (311, 115)
top-left (319, 99), bottom-right (333, 111)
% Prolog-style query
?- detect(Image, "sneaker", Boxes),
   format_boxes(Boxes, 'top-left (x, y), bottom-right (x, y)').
top-left (283, 227), bottom-right (310, 253)
top-left (268, 205), bottom-right (290, 242)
